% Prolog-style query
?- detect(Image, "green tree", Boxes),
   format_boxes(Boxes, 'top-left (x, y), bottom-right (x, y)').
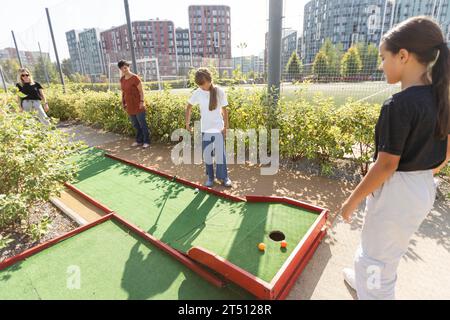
top-left (61, 58), bottom-right (74, 79)
top-left (70, 72), bottom-right (90, 83)
top-left (285, 51), bottom-right (303, 81)
top-left (341, 46), bottom-right (363, 78)
top-left (222, 70), bottom-right (229, 79)
top-left (33, 56), bottom-right (58, 84)
top-left (188, 64), bottom-right (219, 87)
top-left (247, 70), bottom-right (256, 80)
top-left (356, 42), bottom-right (380, 76)
top-left (321, 39), bottom-right (343, 77)
top-left (312, 51), bottom-right (329, 80)
top-left (232, 65), bottom-right (244, 83)
top-left (0, 59), bottom-right (20, 83)
top-left (207, 62), bottom-right (219, 82)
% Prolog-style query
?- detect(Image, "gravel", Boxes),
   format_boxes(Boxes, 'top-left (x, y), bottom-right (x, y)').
top-left (0, 201), bottom-right (79, 263)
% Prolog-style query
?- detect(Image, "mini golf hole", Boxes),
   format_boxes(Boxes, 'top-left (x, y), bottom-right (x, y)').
top-left (269, 231), bottom-right (286, 242)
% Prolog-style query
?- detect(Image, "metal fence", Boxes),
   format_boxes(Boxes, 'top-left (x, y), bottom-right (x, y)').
top-left (2, 0), bottom-right (449, 104)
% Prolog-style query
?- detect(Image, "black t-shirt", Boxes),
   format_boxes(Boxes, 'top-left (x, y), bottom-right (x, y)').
top-left (374, 85), bottom-right (448, 172)
top-left (16, 82), bottom-right (43, 100)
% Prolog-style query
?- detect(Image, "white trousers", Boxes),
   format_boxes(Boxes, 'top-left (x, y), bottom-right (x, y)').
top-left (354, 170), bottom-right (437, 300)
top-left (22, 99), bottom-right (50, 125)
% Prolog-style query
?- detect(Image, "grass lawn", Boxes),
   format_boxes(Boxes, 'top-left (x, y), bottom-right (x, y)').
top-left (162, 82), bottom-right (401, 107)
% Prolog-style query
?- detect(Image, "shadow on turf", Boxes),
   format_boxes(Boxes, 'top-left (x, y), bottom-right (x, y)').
top-left (73, 148), bottom-right (117, 182)
top-left (119, 193), bottom-right (252, 300)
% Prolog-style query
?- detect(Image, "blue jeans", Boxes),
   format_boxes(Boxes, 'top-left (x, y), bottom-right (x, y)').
top-left (202, 132), bottom-right (229, 181)
top-left (129, 111), bottom-right (150, 144)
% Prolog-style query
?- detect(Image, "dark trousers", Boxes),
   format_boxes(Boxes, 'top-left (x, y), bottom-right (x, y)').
top-left (129, 111), bottom-right (150, 144)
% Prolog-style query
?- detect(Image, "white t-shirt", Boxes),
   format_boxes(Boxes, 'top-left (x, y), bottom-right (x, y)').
top-left (188, 86), bottom-right (228, 133)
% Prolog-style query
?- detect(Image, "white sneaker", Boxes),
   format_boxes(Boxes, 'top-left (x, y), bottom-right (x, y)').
top-left (343, 268), bottom-right (356, 291)
top-left (142, 143), bottom-right (150, 149)
top-left (132, 142), bottom-right (142, 147)
top-left (223, 178), bottom-right (233, 188)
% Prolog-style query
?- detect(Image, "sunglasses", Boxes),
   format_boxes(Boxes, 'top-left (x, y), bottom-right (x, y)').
top-left (21, 74), bottom-right (30, 78)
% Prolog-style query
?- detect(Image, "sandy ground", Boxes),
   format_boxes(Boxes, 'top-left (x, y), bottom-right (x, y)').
top-left (61, 124), bottom-right (450, 300)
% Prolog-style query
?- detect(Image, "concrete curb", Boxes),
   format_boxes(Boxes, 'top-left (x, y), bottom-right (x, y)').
top-left (50, 197), bottom-right (88, 226)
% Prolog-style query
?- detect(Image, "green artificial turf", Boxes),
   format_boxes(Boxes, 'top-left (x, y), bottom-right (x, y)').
top-left (0, 220), bottom-right (251, 300)
top-left (71, 148), bottom-right (319, 283)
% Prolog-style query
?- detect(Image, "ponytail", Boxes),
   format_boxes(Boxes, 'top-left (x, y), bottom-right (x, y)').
top-left (432, 43), bottom-right (450, 140)
top-left (195, 67), bottom-right (218, 111)
top-left (209, 83), bottom-right (218, 111)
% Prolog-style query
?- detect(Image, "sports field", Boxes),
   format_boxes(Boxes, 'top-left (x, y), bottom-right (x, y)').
top-left (165, 82), bottom-right (400, 106)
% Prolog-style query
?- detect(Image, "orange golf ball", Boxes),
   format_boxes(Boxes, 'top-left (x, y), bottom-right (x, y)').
top-left (281, 241), bottom-right (288, 248)
top-left (258, 243), bottom-right (266, 251)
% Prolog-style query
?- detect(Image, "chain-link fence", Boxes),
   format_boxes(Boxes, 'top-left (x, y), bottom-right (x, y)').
top-left (2, 0), bottom-right (449, 104)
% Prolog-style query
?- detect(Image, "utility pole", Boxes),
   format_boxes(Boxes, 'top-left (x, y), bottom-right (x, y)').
top-left (38, 42), bottom-right (50, 86)
top-left (107, 54), bottom-right (111, 91)
top-left (389, 0), bottom-right (397, 29)
top-left (267, 0), bottom-right (283, 106)
top-left (11, 31), bottom-right (23, 68)
top-left (124, 0), bottom-right (137, 73)
top-left (46, 8), bottom-right (66, 92)
top-left (237, 42), bottom-right (247, 74)
top-left (0, 65), bottom-right (7, 92)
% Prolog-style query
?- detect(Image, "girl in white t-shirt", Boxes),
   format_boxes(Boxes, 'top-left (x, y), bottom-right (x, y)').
top-left (185, 68), bottom-right (232, 188)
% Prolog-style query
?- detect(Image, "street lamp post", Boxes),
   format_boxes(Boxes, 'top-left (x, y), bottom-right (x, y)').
top-left (237, 42), bottom-right (247, 74)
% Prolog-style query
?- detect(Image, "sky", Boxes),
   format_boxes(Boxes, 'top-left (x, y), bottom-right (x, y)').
top-left (0, 0), bottom-right (306, 61)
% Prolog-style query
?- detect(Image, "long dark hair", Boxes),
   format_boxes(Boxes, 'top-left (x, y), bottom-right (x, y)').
top-left (195, 68), bottom-right (218, 111)
top-left (382, 16), bottom-right (450, 140)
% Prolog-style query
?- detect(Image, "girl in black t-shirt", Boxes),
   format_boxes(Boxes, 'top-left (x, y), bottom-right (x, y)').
top-left (337, 17), bottom-right (450, 299)
top-left (16, 68), bottom-right (50, 125)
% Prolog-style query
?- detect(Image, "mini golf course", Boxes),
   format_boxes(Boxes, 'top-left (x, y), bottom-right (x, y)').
top-left (0, 148), bottom-right (328, 300)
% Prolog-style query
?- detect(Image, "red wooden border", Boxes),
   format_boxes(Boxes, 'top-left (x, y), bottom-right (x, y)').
top-left (187, 196), bottom-right (329, 300)
top-left (104, 153), bottom-right (246, 202)
top-left (101, 156), bottom-right (331, 300)
top-left (105, 153), bottom-right (174, 180)
top-left (276, 228), bottom-right (327, 300)
top-left (245, 195), bottom-right (329, 299)
top-left (2, 185), bottom-right (226, 290)
top-left (270, 209), bottom-right (328, 300)
top-left (186, 211), bottom-right (328, 300)
top-left (64, 182), bottom-right (114, 214)
top-left (0, 213), bottom-right (114, 271)
top-left (188, 247), bottom-right (272, 300)
top-left (111, 214), bottom-right (225, 289)
top-left (2, 152), bottom-right (329, 300)
top-left (65, 184), bottom-right (226, 288)
top-left (246, 195), bottom-right (325, 213)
